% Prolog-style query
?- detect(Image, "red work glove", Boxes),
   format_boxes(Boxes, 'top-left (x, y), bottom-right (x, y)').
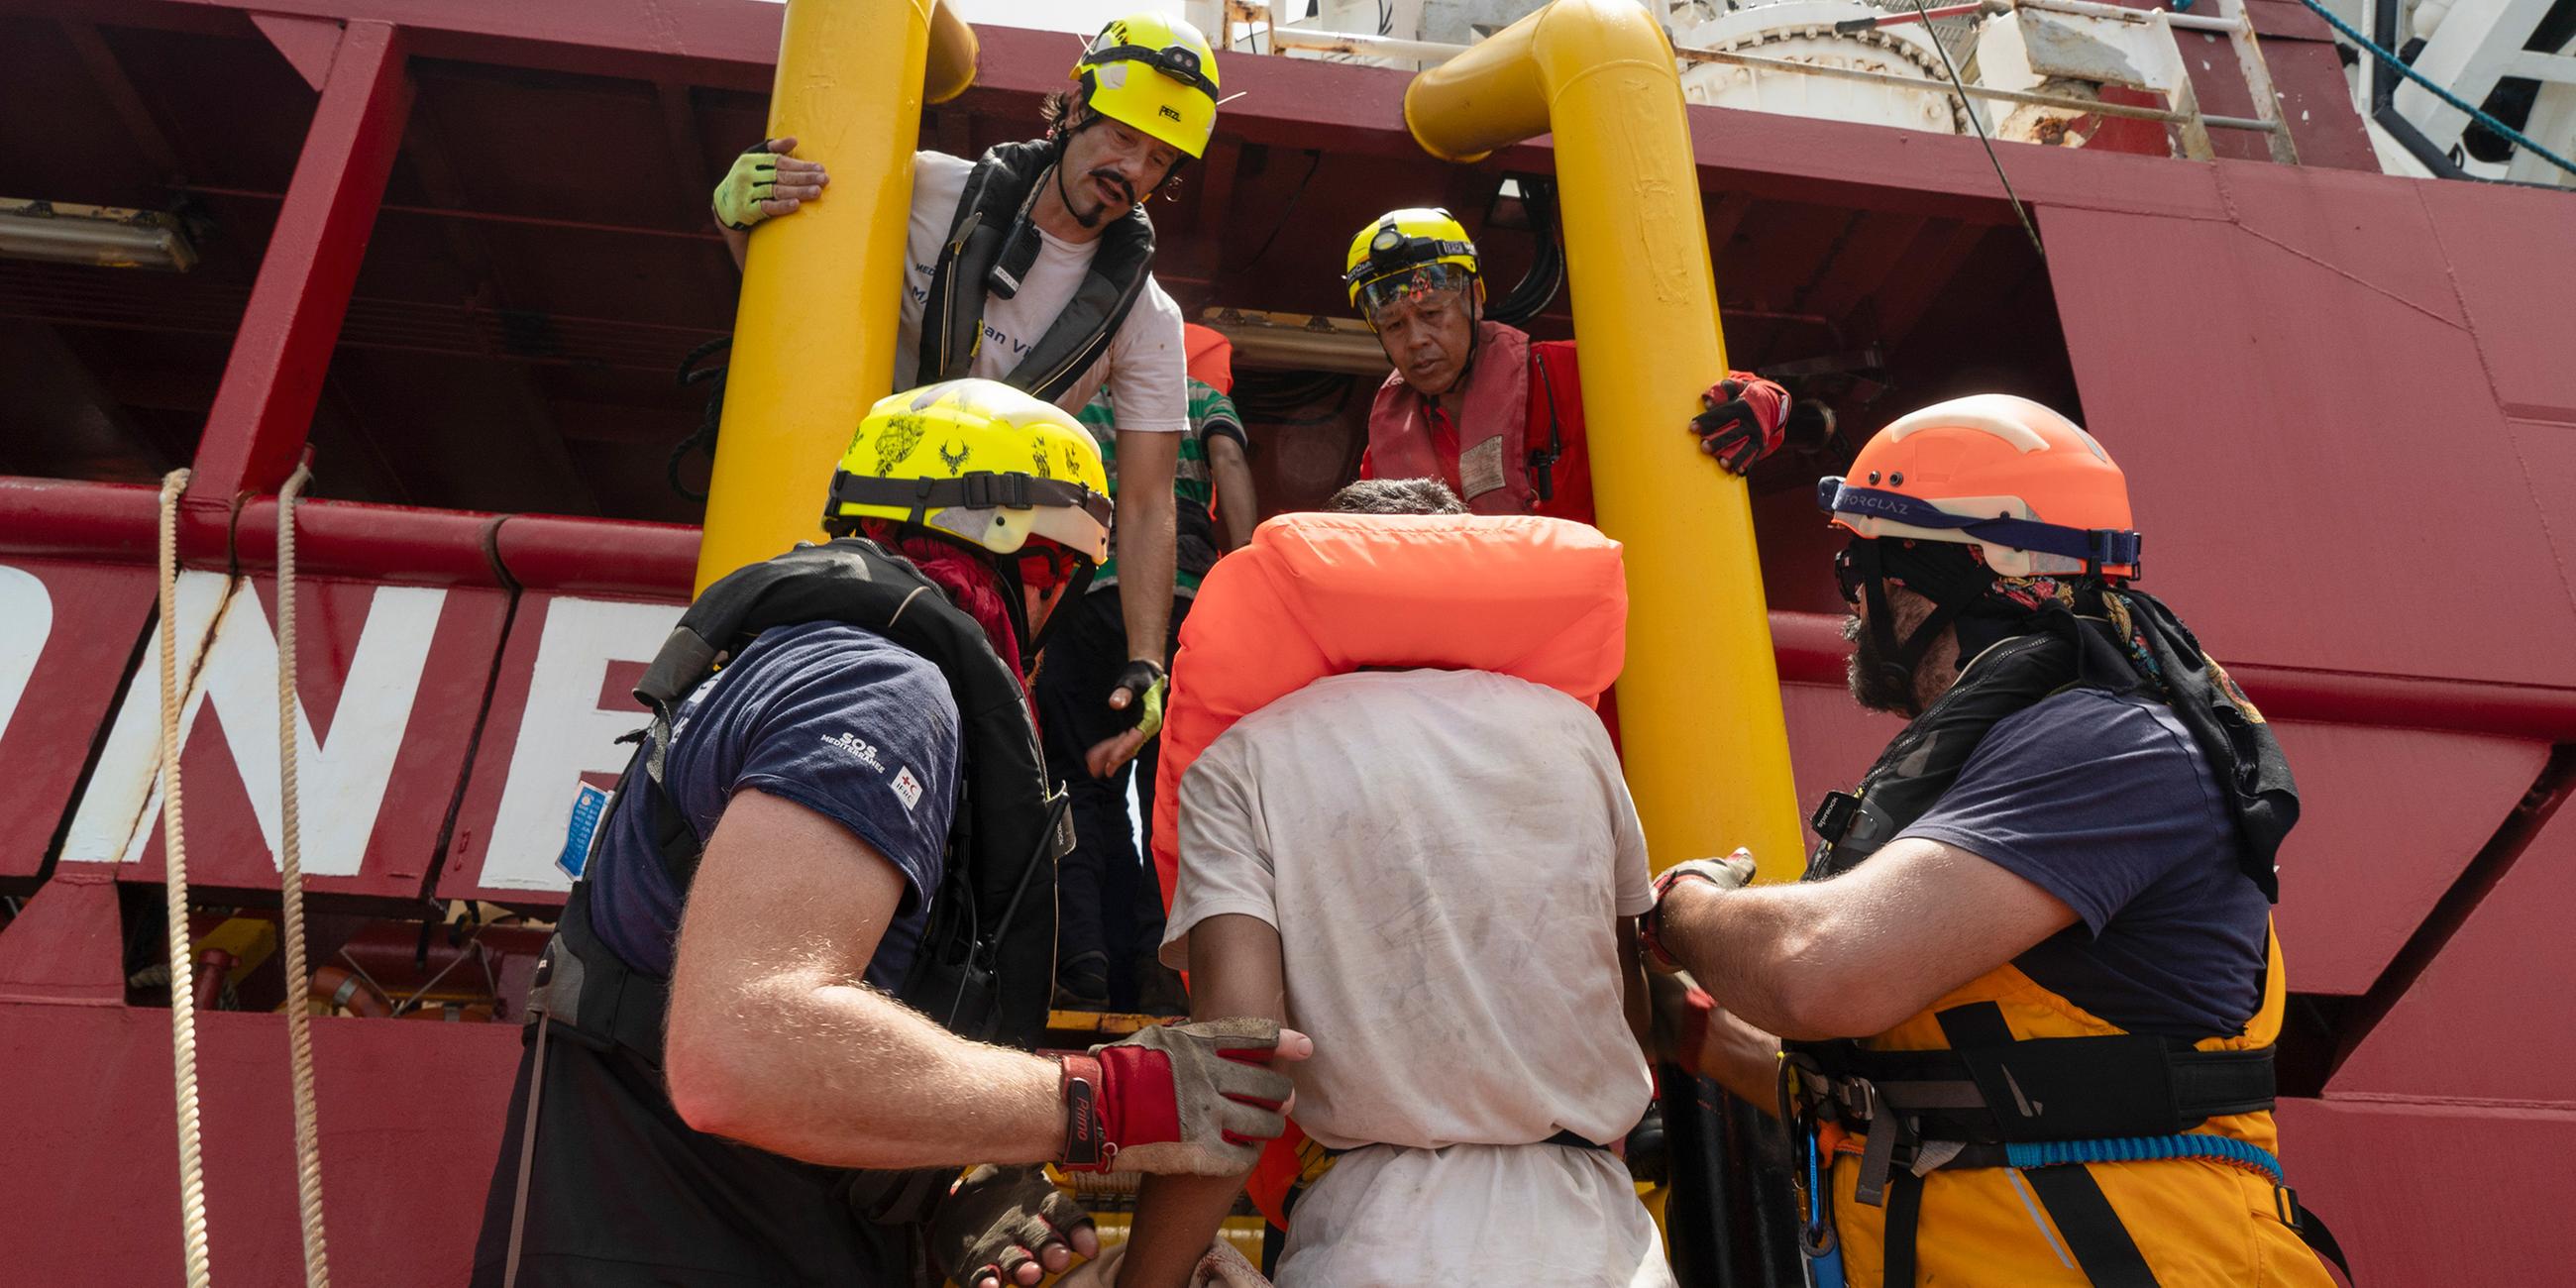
top-left (1690, 373), bottom-right (1791, 475)
top-left (1057, 1018), bottom-right (1303, 1176)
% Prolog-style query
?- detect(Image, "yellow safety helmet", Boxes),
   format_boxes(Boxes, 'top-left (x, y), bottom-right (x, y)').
top-left (1072, 13), bottom-right (1222, 160)
top-left (824, 378), bottom-right (1111, 564)
top-left (1344, 207), bottom-right (1482, 313)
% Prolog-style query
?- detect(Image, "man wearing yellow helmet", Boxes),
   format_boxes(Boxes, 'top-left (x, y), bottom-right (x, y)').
top-left (474, 379), bottom-right (1308, 1288)
top-left (1344, 207), bottom-right (1799, 523)
top-left (711, 11), bottom-right (1226, 780)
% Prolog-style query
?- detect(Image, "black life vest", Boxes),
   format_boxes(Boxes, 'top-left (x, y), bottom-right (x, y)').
top-left (915, 140), bottom-right (1157, 404)
top-left (536, 538), bottom-right (1070, 1228)
top-left (1806, 632), bottom-right (2077, 881)
top-left (1807, 612), bottom-right (2289, 897)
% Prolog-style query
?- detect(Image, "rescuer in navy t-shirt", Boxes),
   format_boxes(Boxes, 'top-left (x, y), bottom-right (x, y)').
top-left (472, 377), bottom-right (1308, 1288)
top-left (1896, 685), bottom-right (2271, 1036)
top-left (584, 620), bottom-right (961, 990)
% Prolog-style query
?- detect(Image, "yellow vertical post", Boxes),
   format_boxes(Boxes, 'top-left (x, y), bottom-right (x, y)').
top-left (693, 0), bottom-right (979, 592)
top-left (1404, 0), bottom-right (1803, 875)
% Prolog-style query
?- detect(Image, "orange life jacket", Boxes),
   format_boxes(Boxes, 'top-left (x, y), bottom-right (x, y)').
top-left (1148, 510), bottom-right (1629, 1223)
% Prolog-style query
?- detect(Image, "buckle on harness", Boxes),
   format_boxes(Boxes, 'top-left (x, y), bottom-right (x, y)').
top-left (1811, 791), bottom-right (1863, 845)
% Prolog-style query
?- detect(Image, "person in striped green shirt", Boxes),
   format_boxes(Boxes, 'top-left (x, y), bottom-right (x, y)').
top-left (1035, 366), bottom-right (1258, 1011)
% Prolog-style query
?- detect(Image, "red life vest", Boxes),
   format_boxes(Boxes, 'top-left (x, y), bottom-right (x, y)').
top-left (1148, 510), bottom-right (1629, 1224)
top-left (1364, 322), bottom-right (1593, 525)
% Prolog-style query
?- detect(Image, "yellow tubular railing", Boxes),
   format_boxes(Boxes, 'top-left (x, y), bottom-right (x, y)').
top-left (694, 0), bottom-right (977, 592)
top-left (1406, 0), bottom-right (1804, 878)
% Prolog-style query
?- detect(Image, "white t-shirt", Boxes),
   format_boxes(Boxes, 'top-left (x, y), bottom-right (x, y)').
top-left (1164, 669), bottom-right (1671, 1288)
top-left (895, 152), bottom-right (1187, 432)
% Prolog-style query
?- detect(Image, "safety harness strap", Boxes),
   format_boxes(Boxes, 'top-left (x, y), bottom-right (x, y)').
top-left (2021, 1164), bottom-right (2159, 1287)
top-left (1939, 1003), bottom-right (2161, 1287)
top-left (1881, 1168), bottom-right (1924, 1287)
top-left (1793, 1033), bottom-right (2277, 1143)
top-left (2280, 1188), bottom-right (2354, 1282)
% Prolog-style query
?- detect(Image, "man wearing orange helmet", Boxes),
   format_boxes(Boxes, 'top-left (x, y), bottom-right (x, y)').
top-left (712, 12), bottom-right (1227, 777)
top-left (1640, 395), bottom-right (2346, 1286)
top-left (1342, 207), bottom-right (1800, 523)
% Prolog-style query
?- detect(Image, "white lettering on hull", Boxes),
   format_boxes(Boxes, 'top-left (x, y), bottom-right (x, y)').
top-left (61, 576), bottom-right (445, 877)
top-left (474, 597), bottom-right (682, 892)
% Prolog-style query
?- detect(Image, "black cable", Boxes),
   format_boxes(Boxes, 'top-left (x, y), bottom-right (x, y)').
top-left (670, 335), bottom-right (732, 504)
top-left (1241, 149), bottom-right (1326, 272)
top-left (1487, 177), bottom-right (1566, 328)
top-left (1903, 0), bottom-right (2045, 258)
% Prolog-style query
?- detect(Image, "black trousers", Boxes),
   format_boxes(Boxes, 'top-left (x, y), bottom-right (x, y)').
top-left (1031, 587), bottom-right (1188, 1009)
top-left (469, 1021), bottom-right (912, 1287)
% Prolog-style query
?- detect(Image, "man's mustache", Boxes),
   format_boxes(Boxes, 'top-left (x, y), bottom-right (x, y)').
top-left (1087, 168), bottom-right (1136, 205)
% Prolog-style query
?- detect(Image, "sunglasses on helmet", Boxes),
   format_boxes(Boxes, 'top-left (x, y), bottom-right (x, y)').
top-left (1086, 42), bottom-right (1219, 100)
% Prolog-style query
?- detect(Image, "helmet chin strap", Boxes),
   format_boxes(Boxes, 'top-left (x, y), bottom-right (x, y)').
top-left (1851, 537), bottom-right (1995, 716)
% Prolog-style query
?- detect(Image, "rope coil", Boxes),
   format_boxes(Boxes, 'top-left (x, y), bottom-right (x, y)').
top-left (156, 468), bottom-right (215, 1288)
top-left (275, 463), bottom-right (333, 1286)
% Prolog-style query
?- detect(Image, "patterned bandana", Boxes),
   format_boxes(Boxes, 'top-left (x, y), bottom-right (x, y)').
top-left (1982, 560), bottom-right (2267, 727)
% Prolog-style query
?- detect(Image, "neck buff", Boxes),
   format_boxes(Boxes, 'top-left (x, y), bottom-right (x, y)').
top-left (862, 522), bottom-right (1027, 696)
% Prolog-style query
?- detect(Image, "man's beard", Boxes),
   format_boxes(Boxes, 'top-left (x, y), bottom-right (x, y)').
top-left (1069, 167), bottom-right (1133, 229)
top-left (1842, 613), bottom-right (1919, 716)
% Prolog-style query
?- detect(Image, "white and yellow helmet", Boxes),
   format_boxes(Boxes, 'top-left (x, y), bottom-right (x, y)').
top-left (824, 378), bottom-right (1111, 563)
top-left (1073, 12), bottom-right (1223, 160)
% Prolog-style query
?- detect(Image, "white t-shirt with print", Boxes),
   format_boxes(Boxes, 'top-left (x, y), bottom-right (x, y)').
top-left (1164, 669), bottom-right (1672, 1288)
top-left (895, 151), bottom-right (1187, 433)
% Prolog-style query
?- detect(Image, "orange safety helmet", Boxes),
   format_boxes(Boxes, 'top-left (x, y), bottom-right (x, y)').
top-left (1818, 393), bottom-right (2140, 580)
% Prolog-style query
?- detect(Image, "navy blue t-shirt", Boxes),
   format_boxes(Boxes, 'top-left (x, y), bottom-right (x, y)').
top-left (1898, 686), bottom-right (2270, 1038)
top-left (586, 621), bottom-right (963, 987)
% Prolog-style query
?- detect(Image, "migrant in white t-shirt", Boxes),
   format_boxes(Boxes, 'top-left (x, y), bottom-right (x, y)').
top-left (1166, 668), bottom-right (1674, 1288)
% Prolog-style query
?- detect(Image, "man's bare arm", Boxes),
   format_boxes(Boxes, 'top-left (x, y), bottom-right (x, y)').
top-left (1205, 433), bottom-right (1258, 552)
top-left (1121, 913), bottom-right (1287, 1288)
top-left (1113, 429), bottom-right (1180, 668)
top-left (1697, 997), bottom-right (1788, 1111)
top-left (662, 788), bottom-right (1066, 1170)
top-left (1085, 430), bottom-right (1181, 780)
top-left (1656, 836), bottom-right (2080, 1039)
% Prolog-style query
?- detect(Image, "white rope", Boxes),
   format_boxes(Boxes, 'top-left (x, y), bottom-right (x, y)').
top-left (156, 467), bottom-right (215, 1288)
top-left (274, 463), bottom-right (333, 1287)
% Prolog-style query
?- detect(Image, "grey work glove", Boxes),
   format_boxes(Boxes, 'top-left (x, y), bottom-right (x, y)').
top-left (926, 1164), bottom-right (1099, 1288)
top-left (1639, 849), bottom-right (1759, 973)
top-left (1056, 1018), bottom-right (1304, 1176)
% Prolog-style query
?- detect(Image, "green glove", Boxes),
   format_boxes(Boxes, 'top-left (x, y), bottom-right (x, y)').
top-left (711, 143), bottom-right (783, 232)
top-left (1113, 659), bottom-right (1168, 740)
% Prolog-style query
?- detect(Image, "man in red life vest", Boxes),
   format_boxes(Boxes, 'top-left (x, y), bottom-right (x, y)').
top-left (1347, 207), bottom-right (1793, 522)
